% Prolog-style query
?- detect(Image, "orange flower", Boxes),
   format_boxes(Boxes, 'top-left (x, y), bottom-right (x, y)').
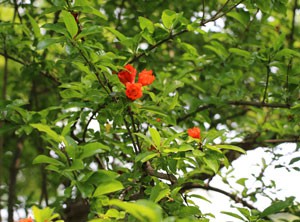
top-left (125, 83), bottom-right (143, 100)
top-left (118, 64), bottom-right (137, 85)
top-left (187, 127), bottom-right (201, 139)
top-left (137, 69), bottom-right (155, 86)
top-left (19, 217), bottom-right (33, 222)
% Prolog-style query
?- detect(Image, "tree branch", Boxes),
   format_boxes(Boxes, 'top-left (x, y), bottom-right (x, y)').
top-left (144, 161), bottom-right (177, 184)
top-left (180, 182), bottom-right (255, 209)
top-left (177, 100), bottom-right (290, 124)
top-left (262, 57), bottom-right (271, 103)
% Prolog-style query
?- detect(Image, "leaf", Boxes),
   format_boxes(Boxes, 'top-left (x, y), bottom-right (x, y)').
top-left (32, 206), bottom-right (56, 222)
top-left (80, 142), bottom-right (110, 159)
top-left (109, 199), bottom-right (162, 222)
top-left (140, 106), bottom-right (169, 117)
top-left (221, 211), bottom-right (245, 221)
top-left (26, 13), bottom-right (41, 38)
top-left (105, 27), bottom-right (127, 42)
top-left (33, 155), bottom-right (64, 166)
top-left (135, 152), bottom-right (159, 163)
top-left (61, 10), bottom-right (78, 38)
top-left (139, 16), bottom-right (154, 33)
top-left (275, 48), bottom-right (300, 58)
top-left (204, 144), bottom-right (222, 153)
top-left (30, 123), bottom-right (66, 144)
top-left (215, 144), bottom-right (246, 154)
top-left (203, 156), bottom-right (219, 173)
top-left (135, 133), bottom-right (153, 146)
top-left (73, 6), bottom-right (107, 20)
top-left (260, 197), bottom-right (295, 217)
top-left (149, 127), bottom-right (161, 148)
top-left (161, 9), bottom-right (177, 29)
top-left (163, 144), bottom-right (194, 153)
top-left (64, 159), bottom-right (84, 171)
top-left (289, 157), bottom-right (300, 165)
top-left (93, 180), bottom-right (124, 196)
top-left (36, 37), bottom-right (64, 50)
top-left (150, 185), bottom-right (170, 203)
top-left (229, 48), bottom-right (251, 58)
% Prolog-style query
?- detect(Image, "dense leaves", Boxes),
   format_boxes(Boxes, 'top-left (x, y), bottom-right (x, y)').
top-left (0, 0), bottom-right (299, 221)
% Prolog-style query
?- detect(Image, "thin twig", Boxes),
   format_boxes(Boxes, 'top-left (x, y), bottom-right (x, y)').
top-left (180, 183), bottom-right (255, 209)
top-left (262, 57), bottom-right (271, 103)
top-left (123, 117), bottom-right (139, 154)
top-left (116, 0), bottom-right (126, 30)
top-left (128, 107), bottom-right (141, 153)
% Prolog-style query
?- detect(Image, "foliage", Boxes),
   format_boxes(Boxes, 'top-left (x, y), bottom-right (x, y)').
top-left (0, 0), bottom-right (299, 221)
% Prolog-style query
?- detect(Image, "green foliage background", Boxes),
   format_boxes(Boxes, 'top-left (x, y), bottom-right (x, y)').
top-left (0, 0), bottom-right (299, 221)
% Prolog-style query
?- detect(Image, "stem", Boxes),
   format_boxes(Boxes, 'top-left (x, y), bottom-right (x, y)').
top-left (128, 107), bottom-right (141, 153)
top-left (180, 183), bottom-right (255, 209)
top-left (262, 57), bottom-right (271, 103)
top-left (8, 140), bottom-right (23, 222)
top-left (123, 117), bottom-right (139, 154)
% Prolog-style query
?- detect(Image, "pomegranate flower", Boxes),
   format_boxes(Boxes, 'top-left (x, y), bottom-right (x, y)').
top-left (125, 83), bottom-right (143, 100)
top-left (187, 127), bottom-right (201, 139)
top-left (138, 69), bottom-right (155, 86)
top-left (118, 64), bottom-right (137, 85)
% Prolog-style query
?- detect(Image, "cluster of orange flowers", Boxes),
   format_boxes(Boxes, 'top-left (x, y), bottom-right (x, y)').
top-left (118, 64), bottom-right (155, 100)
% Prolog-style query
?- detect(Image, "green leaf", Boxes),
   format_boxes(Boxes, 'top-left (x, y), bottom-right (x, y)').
top-left (105, 27), bottom-right (127, 42)
top-left (73, 6), bottom-right (107, 20)
top-left (150, 183), bottom-right (170, 203)
top-left (135, 133), bottom-right (153, 146)
top-left (260, 197), bottom-right (295, 217)
top-left (26, 13), bottom-right (41, 38)
top-left (216, 144), bottom-right (246, 154)
top-left (227, 11), bottom-right (250, 27)
top-left (163, 144), bottom-right (194, 153)
top-left (139, 16), bottom-right (155, 33)
top-left (149, 127), bottom-right (161, 148)
top-left (109, 199), bottom-right (162, 222)
top-left (204, 144), bottom-right (222, 153)
top-left (61, 10), bottom-right (78, 38)
top-left (275, 48), bottom-right (300, 58)
top-left (30, 123), bottom-right (66, 144)
top-left (229, 48), bottom-right (251, 58)
top-left (32, 206), bottom-right (56, 222)
top-left (37, 37), bottom-right (64, 50)
top-left (289, 157), bottom-right (300, 165)
top-left (80, 142), bottom-right (110, 159)
top-left (33, 155), bottom-right (64, 166)
top-left (161, 9), bottom-right (177, 29)
top-left (65, 159), bottom-right (84, 171)
top-left (203, 156), bottom-right (219, 173)
top-left (221, 211), bottom-right (245, 221)
top-left (93, 180), bottom-right (124, 196)
top-left (135, 151), bottom-right (159, 163)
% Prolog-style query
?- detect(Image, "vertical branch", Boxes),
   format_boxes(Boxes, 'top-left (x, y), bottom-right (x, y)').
top-left (128, 107), bottom-right (141, 153)
top-left (116, 0), bottom-right (126, 30)
top-left (286, 0), bottom-right (298, 104)
top-left (262, 57), bottom-right (271, 104)
top-left (200, 0), bottom-right (206, 25)
top-left (8, 140), bottom-right (23, 222)
top-left (0, 34), bottom-right (9, 222)
top-left (123, 117), bottom-right (139, 154)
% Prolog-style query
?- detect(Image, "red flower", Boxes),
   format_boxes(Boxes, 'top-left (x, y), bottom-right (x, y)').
top-left (19, 217), bottom-right (33, 222)
top-left (187, 127), bottom-right (201, 139)
top-left (118, 64), bottom-right (137, 85)
top-left (125, 83), bottom-right (143, 100)
top-left (138, 69), bottom-right (155, 86)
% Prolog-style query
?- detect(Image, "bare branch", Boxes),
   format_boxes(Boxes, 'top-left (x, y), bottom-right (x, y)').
top-left (180, 182), bottom-right (255, 209)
